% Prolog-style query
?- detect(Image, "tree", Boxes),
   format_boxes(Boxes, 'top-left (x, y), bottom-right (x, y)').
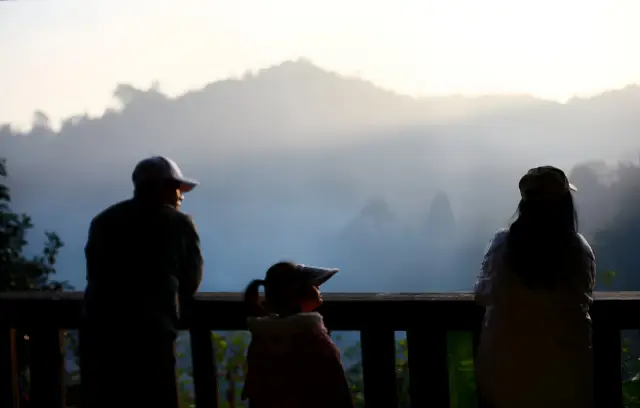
top-left (0, 158), bottom-right (71, 404)
top-left (0, 158), bottom-right (67, 292)
top-left (31, 111), bottom-right (51, 130)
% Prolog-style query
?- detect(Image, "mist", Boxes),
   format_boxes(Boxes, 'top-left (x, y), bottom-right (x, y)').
top-left (2, 60), bottom-right (640, 292)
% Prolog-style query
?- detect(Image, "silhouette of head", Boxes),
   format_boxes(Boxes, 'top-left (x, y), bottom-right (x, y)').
top-left (507, 165), bottom-right (581, 289)
top-left (518, 165), bottom-right (577, 202)
top-left (132, 156), bottom-right (199, 209)
top-left (244, 262), bottom-right (339, 317)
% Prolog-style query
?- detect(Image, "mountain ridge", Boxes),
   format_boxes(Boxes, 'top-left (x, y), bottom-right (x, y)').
top-left (2, 57), bottom-right (639, 292)
top-left (3, 58), bottom-right (640, 134)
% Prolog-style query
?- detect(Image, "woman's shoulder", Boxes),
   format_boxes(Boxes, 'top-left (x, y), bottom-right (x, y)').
top-left (484, 228), bottom-right (510, 255)
top-left (492, 228), bottom-right (510, 242)
top-left (576, 233), bottom-right (595, 261)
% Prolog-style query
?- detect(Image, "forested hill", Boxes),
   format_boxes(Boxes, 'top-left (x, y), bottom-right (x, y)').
top-left (2, 59), bottom-right (640, 292)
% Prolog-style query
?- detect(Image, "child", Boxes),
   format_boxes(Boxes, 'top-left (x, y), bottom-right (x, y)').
top-left (241, 261), bottom-right (354, 408)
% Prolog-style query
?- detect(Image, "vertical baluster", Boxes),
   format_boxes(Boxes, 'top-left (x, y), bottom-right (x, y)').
top-left (593, 326), bottom-right (622, 408)
top-left (190, 327), bottom-right (219, 408)
top-left (28, 328), bottom-right (65, 408)
top-left (407, 327), bottom-right (449, 408)
top-left (471, 321), bottom-right (489, 408)
top-left (1, 328), bottom-right (18, 408)
top-left (360, 328), bottom-right (398, 408)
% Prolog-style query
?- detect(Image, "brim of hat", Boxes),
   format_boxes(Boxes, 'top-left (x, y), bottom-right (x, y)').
top-left (569, 182), bottom-right (578, 192)
top-left (299, 265), bottom-right (339, 287)
top-left (176, 177), bottom-right (199, 193)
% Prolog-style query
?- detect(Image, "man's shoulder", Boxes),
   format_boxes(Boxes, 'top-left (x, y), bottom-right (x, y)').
top-left (90, 199), bottom-right (133, 226)
top-left (164, 207), bottom-right (195, 228)
top-left (90, 199), bottom-right (195, 233)
top-left (154, 207), bottom-right (198, 238)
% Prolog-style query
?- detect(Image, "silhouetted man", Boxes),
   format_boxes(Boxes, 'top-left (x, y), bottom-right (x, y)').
top-left (79, 156), bottom-right (203, 408)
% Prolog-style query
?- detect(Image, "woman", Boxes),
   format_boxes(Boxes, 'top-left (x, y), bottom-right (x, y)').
top-left (474, 166), bottom-right (596, 408)
top-left (241, 261), bottom-right (354, 408)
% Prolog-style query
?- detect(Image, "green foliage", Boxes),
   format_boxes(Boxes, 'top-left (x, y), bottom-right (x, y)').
top-left (447, 332), bottom-right (477, 408)
top-left (601, 270), bottom-right (617, 288)
top-left (176, 331), bottom-right (251, 408)
top-left (343, 332), bottom-right (478, 408)
top-left (343, 340), bottom-right (365, 407)
top-left (0, 158), bottom-right (68, 292)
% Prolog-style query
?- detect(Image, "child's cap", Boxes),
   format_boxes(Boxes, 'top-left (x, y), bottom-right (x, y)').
top-left (264, 262), bottom-right (339, 287)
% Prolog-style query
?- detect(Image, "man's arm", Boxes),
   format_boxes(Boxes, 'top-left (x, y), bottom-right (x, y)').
top-left (84, 219), bottom-right (98, 282)
top-left (178, 214), bottom-right (203, 300)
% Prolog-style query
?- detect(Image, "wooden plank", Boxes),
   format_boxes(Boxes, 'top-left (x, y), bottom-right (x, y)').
top-left (190, 328), bottom-right (219, 408)
top-left (0, 328), bottom-right (18, 408)
top-left (3, 290), bottom-right (640, 309)
top-left (2, 290), bottom-right (638, 302)
top-left (407, 327), bottom-right (449, 408)
top-left (593, 325), bottom-right (623, 408)
top-left (28, 328), bottom-right (65, 408)
top-left (360, 328), bottom-right (398, 408)
top-left (3, 291), bottom-right (640, 331)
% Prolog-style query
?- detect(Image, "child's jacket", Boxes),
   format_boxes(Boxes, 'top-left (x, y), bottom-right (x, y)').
top-left (242, 312), bottom-right (354, 408)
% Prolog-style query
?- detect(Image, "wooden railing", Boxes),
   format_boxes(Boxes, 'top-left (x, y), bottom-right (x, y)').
top-left (1, 291), bottom-right (638, 408)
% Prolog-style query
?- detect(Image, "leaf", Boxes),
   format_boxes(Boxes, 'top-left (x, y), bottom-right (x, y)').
top-left (601, 270), bottom-right (617, 288)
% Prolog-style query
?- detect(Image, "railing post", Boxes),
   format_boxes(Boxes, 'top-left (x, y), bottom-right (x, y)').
top-left (593, 325), bottom-right (623, 408)
top-left (28, 327), bottom-right (66, 408)
top-left (407, 326), bottom-right (449, 408)
top-left (471, 319), bottom-right (490, 408)
top-left (190, 327), bottom-right (219, 408)
top-left (360, 327), bottom-right (398, 408)
top-left (1, 328), bottom-right (19, 408)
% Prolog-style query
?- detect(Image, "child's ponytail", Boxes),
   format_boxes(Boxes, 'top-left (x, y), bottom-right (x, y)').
top-left (244, 279), bottom-right (268, 317)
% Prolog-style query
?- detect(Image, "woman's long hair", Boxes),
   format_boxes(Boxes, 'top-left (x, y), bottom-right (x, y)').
top-left (506, 193), bottom-right (582, 289)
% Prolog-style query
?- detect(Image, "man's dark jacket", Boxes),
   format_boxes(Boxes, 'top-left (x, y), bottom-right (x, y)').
top-left (82, 197), bottom-right (203, 333)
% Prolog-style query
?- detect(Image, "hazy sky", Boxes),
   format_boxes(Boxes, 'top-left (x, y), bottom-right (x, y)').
top-left (1, 0), bottom-right (638, 129)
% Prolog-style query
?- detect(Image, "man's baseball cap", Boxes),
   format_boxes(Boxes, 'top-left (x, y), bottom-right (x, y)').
top-left (264, 262), bottom-right (339, 288)
top-left (132, 156), bottom-right (199, 193)
top-left (519, 165), bottom-right (577, 201)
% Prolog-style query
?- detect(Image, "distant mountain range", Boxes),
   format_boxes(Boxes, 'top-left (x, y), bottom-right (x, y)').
top-left (2, 58), bottom-right (639, 292)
